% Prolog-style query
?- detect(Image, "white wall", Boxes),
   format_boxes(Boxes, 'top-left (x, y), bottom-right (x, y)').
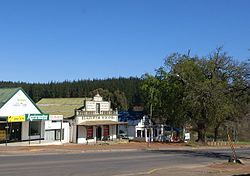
top-left (62, 122), bottom-right (69, 143)
top-left (0, 90), bottom-right (41, 116)
top-left (21, 121), bottom-right (29, 140)
top-left (109, 125), bottom-right (117, 140)
top-left (77, 126), bottom-right (86, 144)
top-left (44, 121), bottom-right (70, 143)
top-left (45, 121), bottom-right (61, 130)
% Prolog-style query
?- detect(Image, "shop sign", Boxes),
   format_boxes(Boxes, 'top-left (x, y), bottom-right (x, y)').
top-left (82, 116), bottom-right (116, 121)
top-left (49, 115), bottom-right (63, 121)
top-left (8, 115), bottom-right (25, 122)
top-left (25, 114), bottom-right (49, 121)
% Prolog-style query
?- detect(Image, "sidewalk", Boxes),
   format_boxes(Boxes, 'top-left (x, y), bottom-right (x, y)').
top-left (0, 142), bottom-right (189, 154)
top-left (0, 141), bottom-right (249, 154)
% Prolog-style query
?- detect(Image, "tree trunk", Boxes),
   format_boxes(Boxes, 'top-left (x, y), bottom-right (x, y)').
top-left (196, 123), bottom-right (206, 144)
top-left (214, 124), bottom-right (220, 142)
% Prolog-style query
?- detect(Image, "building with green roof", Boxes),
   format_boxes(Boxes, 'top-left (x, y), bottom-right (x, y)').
top-left (37, 98), bottom-right (90, 118)
top-left (0, 87), bottom-right (46, 143)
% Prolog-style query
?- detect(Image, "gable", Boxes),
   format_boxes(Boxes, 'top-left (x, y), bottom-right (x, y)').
top-left (0, 90), bottom-right (41, 116)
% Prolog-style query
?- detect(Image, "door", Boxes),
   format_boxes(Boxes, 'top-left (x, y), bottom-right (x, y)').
top-left (96, 126), bottom-right (102, 140)
top-left (45, 130), bottom-right (55, 141)
top-left (9, 122), bottom-right (22, 141)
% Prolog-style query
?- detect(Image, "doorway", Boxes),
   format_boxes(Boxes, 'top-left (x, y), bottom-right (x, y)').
top-left (96, 126), bottom-right (102, 140)
top-left (9, 122), bottom-right (22, 141)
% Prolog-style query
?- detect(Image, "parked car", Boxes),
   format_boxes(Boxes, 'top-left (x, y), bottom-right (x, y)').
top-left (119, 132), bottom-right (129, 139)
top-left (156, 134), bottom-right (171, 142)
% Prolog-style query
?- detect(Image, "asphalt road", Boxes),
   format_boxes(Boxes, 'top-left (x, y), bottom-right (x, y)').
top-left (0, 148), bottom-right (250, 176)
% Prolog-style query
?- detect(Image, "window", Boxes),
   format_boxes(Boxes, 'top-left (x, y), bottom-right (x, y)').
top-left (87, 126), bottom-right (93, 139)
top-left (29, 121), bottom-right (41, 136)
top-left (96, 103), bottom-right (100, 114)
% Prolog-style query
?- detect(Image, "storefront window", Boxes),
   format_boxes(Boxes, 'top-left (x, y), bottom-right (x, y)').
top-left (29, 121), bottom-right (41, 136)
top-left (87, 126), bottom-right (93, 139)
top-left (55, 129), bottom-right (64, 140)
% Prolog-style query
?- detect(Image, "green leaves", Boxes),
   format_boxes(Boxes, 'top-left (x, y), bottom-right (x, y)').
top-left (141, 48), bottom-right (249, 142)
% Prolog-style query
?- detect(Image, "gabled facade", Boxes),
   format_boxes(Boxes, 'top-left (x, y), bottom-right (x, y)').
top-left (73, 94), bottom-right (126, 144)
top-left (0, 87), bottom-right (47, 143)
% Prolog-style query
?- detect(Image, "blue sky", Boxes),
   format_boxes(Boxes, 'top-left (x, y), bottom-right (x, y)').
top-left (0, 0), bottom-right (249, 83)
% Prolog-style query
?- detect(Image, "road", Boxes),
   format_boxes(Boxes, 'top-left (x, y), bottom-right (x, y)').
top-left (0, 148), bottom-right (250, 176)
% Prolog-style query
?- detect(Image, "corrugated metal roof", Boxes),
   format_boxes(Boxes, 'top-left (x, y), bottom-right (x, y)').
top-left (37, 98), bottom-right (90, 118)
top-left (0, 87), bottom-right (20, 109)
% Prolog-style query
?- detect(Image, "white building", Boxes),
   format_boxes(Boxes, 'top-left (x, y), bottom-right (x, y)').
top-left (119, 112), bottom-right (158, 142)
top-left (44, 115), bottom-right (70, 143)
top-left (73, 94), bottom-right (126, 144)
top-left (0, 88), bottom-right (47, 143)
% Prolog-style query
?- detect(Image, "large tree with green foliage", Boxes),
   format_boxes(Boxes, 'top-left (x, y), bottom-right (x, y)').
top-left (142, 48), bottom-right (249, 143)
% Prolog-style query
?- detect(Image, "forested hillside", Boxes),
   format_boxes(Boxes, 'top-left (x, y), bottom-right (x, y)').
top-left (0, 77), bottom-right (143, 110)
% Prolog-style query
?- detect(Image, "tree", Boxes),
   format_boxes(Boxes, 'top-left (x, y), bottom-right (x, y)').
top-left (141, 49), bottom-right (249, 143)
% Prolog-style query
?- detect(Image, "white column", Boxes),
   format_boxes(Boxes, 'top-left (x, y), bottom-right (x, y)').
top-left (93, 126), bottom-right (97, 143)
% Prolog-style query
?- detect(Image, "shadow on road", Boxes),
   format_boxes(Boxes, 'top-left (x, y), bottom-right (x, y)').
top-left (147, 149), bottom-right (250, 160)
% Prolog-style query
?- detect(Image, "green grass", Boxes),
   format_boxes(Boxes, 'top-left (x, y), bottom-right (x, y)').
top-left (235, 141), bottom-right (250, 145)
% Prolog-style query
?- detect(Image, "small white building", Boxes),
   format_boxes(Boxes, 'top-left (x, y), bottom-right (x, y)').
top-left (119, 111), bottom-right (164, 142)
top-left (73, 94), bottom-right (126, 144)
top-left (44, 115), bottom-right (70, 143)
top-left (0, 88), bottom-right (47, 143)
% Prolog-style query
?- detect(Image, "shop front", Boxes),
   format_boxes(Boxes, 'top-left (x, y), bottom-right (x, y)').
top-left (0, 88), bottom-right (49, 144)
top-left (0, 114), bottom-right (49, 143)
top-left (44, 115), bottom-right (70, 143)
top-left (72, 94), bottom-right (127, 144)
top-left (76, 120), bottom-right (126, 144)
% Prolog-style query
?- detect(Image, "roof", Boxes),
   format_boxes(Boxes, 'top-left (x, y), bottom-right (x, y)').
top-left (0, 87), bottom-right (43, 114)
top-left (0, 87), bottom-right (20, 109)
top-left (37, 98), bottom-right (90, 118)
top-left (78, 120), bottom-right (127, 126)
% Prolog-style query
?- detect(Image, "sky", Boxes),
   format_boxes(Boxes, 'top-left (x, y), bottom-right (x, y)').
top-left (0, 0), bottom-right (249, 83)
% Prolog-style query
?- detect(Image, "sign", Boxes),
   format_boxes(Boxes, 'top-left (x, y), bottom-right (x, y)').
top-left (82, 116), bottom-right (116, 121)
top-left (25, 114), bottom-right (49, 121)
top-left (49, 115), bottom-right (63, 121)
top-left (185, 133), bottom-right (190, 140)
top-left (8, 115), bottom-right (25, 122)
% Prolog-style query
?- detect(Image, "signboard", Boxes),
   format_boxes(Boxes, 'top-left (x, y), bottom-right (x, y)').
top-left (8, 115), bottom-right (25, 122)
top-left (185, 133), bottom-right (190, 140)
top-left (82, 116), bottom-right (116, 121)
top-left (49, 115), bottom-right (63, 121)
top-left (85, 101), bottom-right (96, 111)
top-left (25, 114), bottom-right (49, 121)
